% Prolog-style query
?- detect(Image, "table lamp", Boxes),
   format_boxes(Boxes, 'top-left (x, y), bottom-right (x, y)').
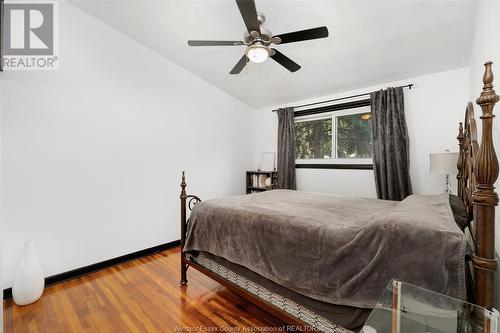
top-left (430, 151), bottom-right (459, 194)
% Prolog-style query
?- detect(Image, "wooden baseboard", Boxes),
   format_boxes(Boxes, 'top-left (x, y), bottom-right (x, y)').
top-left (3, 240), bottom-right (180, 300)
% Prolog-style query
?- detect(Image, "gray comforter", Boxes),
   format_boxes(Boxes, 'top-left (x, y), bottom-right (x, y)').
top-left (184, 190), bottom-right (466, 308)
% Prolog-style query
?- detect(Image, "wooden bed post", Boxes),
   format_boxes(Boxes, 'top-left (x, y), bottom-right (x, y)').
top-left (473, 62), bottom-right (500, 310)
top-left (180, 171), bottom-right (188, 285)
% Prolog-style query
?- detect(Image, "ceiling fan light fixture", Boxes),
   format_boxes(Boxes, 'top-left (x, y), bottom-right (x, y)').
top-left (245, 43), bottom-right (269, 63)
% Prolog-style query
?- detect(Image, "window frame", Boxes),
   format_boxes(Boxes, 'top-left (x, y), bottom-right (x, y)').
top-left (294, 102), bottom-right (373, 170)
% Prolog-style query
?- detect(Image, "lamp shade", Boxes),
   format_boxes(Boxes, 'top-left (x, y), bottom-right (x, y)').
top-left (430, 152), bottom-right (459, 175)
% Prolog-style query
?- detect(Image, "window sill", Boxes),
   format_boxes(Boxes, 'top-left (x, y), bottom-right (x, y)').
top-left (295, 164), bottom-right (373, 170)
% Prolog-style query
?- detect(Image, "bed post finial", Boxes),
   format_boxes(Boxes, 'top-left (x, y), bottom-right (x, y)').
top-left (477, 61), bottom-right (499, 109)
top-left (180, 171), bottom-right (188, 285)
top-left (181, 171), bottom-right (187, 198)
top-left (473, 61), bottom-right (499, 310)
top-left (481, 61), bottom-right (495, 91)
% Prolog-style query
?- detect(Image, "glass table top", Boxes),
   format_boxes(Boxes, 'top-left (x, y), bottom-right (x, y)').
top-left (362, 280), bottom-right (498, 333)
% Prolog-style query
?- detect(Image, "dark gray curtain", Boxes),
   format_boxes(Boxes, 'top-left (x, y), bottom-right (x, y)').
top-left (370, 87), bottom-right (412, 200)
top-left (277, 107), bottom-right (296, 190)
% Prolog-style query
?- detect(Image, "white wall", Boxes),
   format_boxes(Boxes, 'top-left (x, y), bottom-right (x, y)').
top-left (1, 3), bottom-right (255, 288)
top-left (255, 67), bottom-right (470, 197)
top-left (468, 0), bottom-right (500, 307)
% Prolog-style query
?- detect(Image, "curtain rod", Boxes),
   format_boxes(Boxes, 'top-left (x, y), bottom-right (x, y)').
top-left (272, 83), bottom-right (414, 112)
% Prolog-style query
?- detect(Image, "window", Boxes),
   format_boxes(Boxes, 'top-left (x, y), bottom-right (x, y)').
top-left (295, 116), bottom-right (332, 159)
top-left (295, 105), bottom-right (373, 167)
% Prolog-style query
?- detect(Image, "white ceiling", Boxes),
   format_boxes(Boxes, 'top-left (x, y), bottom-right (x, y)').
top-left (70, 0), bottom-right (477, 108)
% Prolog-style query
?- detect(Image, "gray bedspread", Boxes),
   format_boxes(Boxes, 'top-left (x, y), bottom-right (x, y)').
top-left (184, 190), bottom-right (467, 308)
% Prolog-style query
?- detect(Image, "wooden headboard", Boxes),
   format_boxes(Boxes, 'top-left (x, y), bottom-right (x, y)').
top-left (457, 61), bottom-right (499, 310)
top-left (457, 102), bottom-right (479, 222)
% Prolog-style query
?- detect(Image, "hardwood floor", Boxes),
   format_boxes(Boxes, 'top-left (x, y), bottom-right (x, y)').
top-left (3, 247), bottom-right (285, 333)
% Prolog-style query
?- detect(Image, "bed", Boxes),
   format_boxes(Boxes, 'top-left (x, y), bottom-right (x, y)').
top-left (179, 62), bottom-right (499, 332)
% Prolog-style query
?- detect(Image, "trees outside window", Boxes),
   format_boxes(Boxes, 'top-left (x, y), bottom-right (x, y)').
top-left (294, 106), bottom-right (372, 164)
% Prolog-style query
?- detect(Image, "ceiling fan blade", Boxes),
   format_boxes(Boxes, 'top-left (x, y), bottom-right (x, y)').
top-left (270, 49), bottom-right (301, 72)
top-left (188, 40), bottom-right (244, 46)
top-left (230, 55), bottom-right (248, 74)
top-left (235, 0), bottom-right (261, 34)
top-left (274, 26), bottom-right (329, 44)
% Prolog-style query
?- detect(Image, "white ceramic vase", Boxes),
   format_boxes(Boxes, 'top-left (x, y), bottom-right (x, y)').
top-left (13, 240), bottom-right (44, 306)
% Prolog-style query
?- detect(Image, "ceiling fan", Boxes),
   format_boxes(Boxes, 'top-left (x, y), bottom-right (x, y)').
top-left (187, 0), bottom-right (329, 74)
